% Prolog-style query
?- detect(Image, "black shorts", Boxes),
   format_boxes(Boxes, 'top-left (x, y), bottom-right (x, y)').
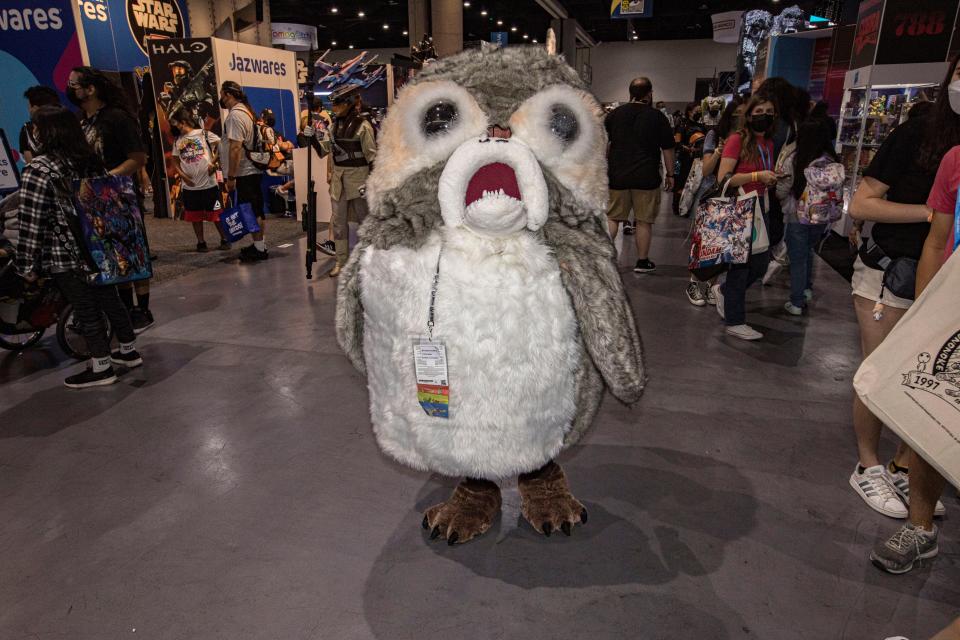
top-left (235, 173), bottom-right (264, 218)
top-left (181, 185), bottom-right (220, 212)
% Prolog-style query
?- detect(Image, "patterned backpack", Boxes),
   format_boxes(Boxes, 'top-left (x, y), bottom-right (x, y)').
top-left (796, 156), bottom-right (845, 225)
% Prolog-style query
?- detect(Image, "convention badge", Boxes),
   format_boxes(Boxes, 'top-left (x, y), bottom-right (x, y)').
top-left (413, 336), bottom-right (450, 419)
top-left (215, 169), bottom-right (224, 183)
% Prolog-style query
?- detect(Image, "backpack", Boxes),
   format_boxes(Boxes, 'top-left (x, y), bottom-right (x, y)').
top-left (796, 157), bottom-right (845, 225)
top-left (238, 106), bottom-right (285, 172)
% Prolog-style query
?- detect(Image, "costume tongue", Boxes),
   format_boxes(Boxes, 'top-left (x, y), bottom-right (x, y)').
top-left (465, 163), bottom-right (522, 207)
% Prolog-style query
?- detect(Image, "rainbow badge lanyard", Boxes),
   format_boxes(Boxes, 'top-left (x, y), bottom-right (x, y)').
top-left (757, 143), bottom-right (772, 173)
top-left (413, 249), bottom-right (450, 419)
top-left (954, 186), bottom-right (960, 254)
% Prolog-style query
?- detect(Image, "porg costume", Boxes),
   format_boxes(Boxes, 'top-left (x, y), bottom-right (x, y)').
top-left (336, 45), bottom-right (646, 545)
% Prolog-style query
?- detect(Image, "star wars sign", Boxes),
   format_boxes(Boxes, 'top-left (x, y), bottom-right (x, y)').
top-left (127, 0), bottom-right (184, 54)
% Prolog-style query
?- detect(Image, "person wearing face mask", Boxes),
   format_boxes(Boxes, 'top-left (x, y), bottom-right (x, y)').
top-left (303, 84), bottom-right (376, 277)
top-left (169, 107), bottom-right (229, 252)
top-left (68, 67), bottom-right (154, 333)
top-left (845, 56), bottom-right (960, 541)
top-left (18, 86), bottom-right (60, 164)
top-left (673, 102), bottom-right (704, 215)
top-left (709, 95), bottom-right (777, 341)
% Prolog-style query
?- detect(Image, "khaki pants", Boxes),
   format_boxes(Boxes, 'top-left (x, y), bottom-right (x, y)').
top-left (331, 196), bottom-right (369, 264)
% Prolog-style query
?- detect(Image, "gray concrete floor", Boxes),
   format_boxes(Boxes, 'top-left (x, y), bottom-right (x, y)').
top-left (1, 204), bottom-right (958, 640)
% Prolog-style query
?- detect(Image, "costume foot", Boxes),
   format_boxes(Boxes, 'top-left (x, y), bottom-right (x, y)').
top-left (422, 478), bottom-right (502, 546)
top-left (518, 461), bottom-right (587, 537)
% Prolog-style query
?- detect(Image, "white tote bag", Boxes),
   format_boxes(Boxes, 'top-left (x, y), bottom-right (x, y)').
top-left (854, 249), bottom-right (960, 489)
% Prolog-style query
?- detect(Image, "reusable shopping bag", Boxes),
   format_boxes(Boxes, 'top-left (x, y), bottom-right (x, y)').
top-left (688, 178), bottom-right (758, 276)
top-left (678, 158), bottom-right (703, 217)
top-left (854, 221), bottom-right (960, 490)
top-left (218, 192), bottom-right (261, 243)
top-left (68, 175), bottom-right (152, 286)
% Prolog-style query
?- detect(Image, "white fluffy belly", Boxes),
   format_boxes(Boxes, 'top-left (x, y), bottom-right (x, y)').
top-left (359, 227), bottom-right (580, 479)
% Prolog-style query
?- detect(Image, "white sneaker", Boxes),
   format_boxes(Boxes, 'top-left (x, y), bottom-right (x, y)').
top-left (784, 301), bottom-right (804, 316)
top-left (711, 284), bottom-right (724, 319)
top-left (685, 282), bottom-right (707, 307)
top-left (762, 259), bottom-right (782, 285)
top-left (850, 464), bottom-right (908, 518)
top-left (887, 466), bottom-right (947, 517)
top-left (725, 324), bottom-right (763, 340)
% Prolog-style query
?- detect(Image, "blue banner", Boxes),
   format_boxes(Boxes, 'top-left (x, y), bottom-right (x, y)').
top-left (0, 0), bottom-right (84, 164)
top-left (77, 0), bottom-right (190, 72)
top-left (490, 32), bottom-right (508, 46)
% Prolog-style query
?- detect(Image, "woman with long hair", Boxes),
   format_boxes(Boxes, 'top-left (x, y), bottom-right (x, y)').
top-left (845, 55), bottom-right (960, 525)
top-left (673, 102), bottom-right (703, 215)
top-left (775, 120), bottom-right (842, 314)
top-left (709, 94), bottom-right (778, 340)
top-left (13, 105), bottom-right (140, 388)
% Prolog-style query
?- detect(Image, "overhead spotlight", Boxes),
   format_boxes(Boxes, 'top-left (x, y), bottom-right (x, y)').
top-left (358, 10), bottom-right (365, 17)
top-left (464, 1), bottom-right (471, 6)
top-left (522, 34), bottom-right (529, 39)
top-left (496, 19), bottom-right (503, 25)
top-left (331, 40), bottom-right (337, 46)
top-left (632, 35), bottom-right (639, 40)
top-left (510, 26), bottom-right (517, 32)
top-left (403, 30), bottom-right (409, 35)
top-left (383, 23), bottom-right (389, 29)
top-left (532, 38), bottom-right (538, 43)
top-left (348, 44), bottom-right (355, 49)
top-left (480, 9), bottom-right (488, 16)
top-left (331, 6), bottom-right (338, 13)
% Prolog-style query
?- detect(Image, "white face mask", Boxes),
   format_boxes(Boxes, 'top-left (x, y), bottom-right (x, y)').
top-left (949, 79), bottom-right (960, 115)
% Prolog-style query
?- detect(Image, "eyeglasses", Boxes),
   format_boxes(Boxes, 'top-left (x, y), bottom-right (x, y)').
top-left (67, 80), bottom-right (82, 89)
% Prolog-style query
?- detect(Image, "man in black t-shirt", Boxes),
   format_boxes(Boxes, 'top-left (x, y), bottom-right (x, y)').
top-left (605, 77), bottom-right (676, 274)
top-left (18, 86), bottom-right (60, 164)
top-left (68, 67), bottom-right (154, 333)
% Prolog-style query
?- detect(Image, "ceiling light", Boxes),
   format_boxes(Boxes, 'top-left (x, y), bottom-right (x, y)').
top-left (480, 9), bottom-right (487, 16)
top-left (403, 30), bottom-right (408, 35)
top-left (331, 40), bottom-right (337, 46)
top-left (464, 1), bottom-right (471, 5)
top-left (331, 6), bottom-right (338, 13)
top-left (510, 26), bottom-right (517, 32)
top-left (358, 10), bottom-right (365, 17)
top-left (383, 23), bottom-right (389, 29)
top-left (522, 34), bottom-right (528, 39)
top-left (632, 35), bottom-right (639, 40)
top-left (532, 39), bottom-right (538, 43)
top-left (348, 44), bottom-right (355, 49)
top-left (496, 20), bottom-right (503, 25)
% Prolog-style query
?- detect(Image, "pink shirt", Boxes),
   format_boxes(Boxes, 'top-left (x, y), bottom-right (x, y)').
top-left (722, 133), bottom-right (775, 196)
top-left (925, 145), bottom-right (960, 260)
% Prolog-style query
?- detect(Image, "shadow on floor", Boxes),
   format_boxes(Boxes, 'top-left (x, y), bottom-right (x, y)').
top-left (0, 341), bottom-right (209, 438)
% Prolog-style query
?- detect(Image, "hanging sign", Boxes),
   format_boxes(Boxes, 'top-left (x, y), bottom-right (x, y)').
top-left (850, 0), bottom-right (884, 69)
top-left (490, 32), bottom-right (508, 46)
top-left (271, 23), bottom-right (317, 51)
top-left (611, 0), bottom-right (653, 19)
top-left (875, 0), bottom-right (959, 65)
top-left (712, 11), bottom-right (743, 44)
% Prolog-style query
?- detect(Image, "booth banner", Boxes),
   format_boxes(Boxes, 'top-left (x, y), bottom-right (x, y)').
top-left (272, 23), bottom-right (317, 51)
top-left (0, 0), bottom-right (84, 165)
top-left (875, 0), bottom-right (960, 65)
top-left (147, 38), bottom-right (219, 219)
top-left (78, 0), bottom-right (189, 72)
top-left (808, 37), bottom-right (833, 101)
top-left (851, 0), bottom-right (883, 69)
top-left (712, 11), bottom-right (743, 44)
top-left (610, 0), bottom-right (653, 19)
top-left (212, 38), bottom-right (299, 170)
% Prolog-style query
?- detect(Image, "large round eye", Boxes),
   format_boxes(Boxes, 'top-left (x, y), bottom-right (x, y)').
top-left (549, 104), bottom-right (579, 145)
top-left (422, 101), bottom-right (459, 136)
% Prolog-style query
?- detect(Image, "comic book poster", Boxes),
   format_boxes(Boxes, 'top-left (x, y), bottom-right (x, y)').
top-left (72, 175), bottom-right (152, 285)
top-left (147, 37), bottom-right (219, 217)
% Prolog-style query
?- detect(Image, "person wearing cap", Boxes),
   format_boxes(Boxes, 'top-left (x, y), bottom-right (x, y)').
top-left (219, 80), bottom-right (268, 261)
top-left (304, 84), bottom-right (376, 277)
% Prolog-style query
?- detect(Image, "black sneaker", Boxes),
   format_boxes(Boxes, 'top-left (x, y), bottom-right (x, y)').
top-left (633, 259), bottom-right (656, 274)
top-left (196, 241), bottom-right (208, 252)
top-left (65, 367), bottom-right (117, 389)
top-left (131, 309), bottom-right (155, 334)
top-left (110, 349), bottom-right (143, 368)
top-left (317, 240), bottom-right (336, 256)
top-left (239, 245), bottom-right (269, 262)
top-left (217, 240), bottom-right (232, 251)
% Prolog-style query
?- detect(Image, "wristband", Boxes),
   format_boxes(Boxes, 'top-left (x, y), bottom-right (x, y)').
top-left (751, 171), bottom-right (757, 183)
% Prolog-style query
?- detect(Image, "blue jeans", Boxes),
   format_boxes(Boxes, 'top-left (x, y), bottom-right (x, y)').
top-left (784, 222), bottom-right (826, 307)
top-left (722, 251), bottom-right (771, 326)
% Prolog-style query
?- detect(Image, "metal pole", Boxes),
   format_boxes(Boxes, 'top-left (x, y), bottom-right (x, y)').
top-left (302, 82), bottom-right (317, 280)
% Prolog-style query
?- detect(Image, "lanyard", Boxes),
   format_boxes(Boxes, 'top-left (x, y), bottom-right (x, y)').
top-left (757, 143), bottom-right (772, 172)
top-left (954, 187), bottom-right (960, 252)
top-left (427, 249), bottom-right (442, 340)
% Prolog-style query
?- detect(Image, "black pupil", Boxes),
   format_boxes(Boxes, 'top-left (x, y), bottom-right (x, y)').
top-left (550, 104), bottom-right (579, 144)
top-left (423, 101), bottom-right (458, 136)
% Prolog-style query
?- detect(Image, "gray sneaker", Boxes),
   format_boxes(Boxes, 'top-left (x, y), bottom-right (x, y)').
top-left (870, 523), bottom-right (939, 574)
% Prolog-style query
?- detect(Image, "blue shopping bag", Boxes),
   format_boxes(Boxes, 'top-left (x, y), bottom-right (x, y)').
top-left (218, 192), bottom-right (261, 243)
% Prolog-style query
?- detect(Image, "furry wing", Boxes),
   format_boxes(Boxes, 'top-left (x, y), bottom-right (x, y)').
top-left (335, 241), bottom-right (368, 375)
top-left (543, 217), bottom-right (646, 404)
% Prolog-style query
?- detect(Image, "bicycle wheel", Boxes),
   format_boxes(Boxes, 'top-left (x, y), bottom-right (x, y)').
top-left (0, 327), bottom-right (45, 351)
top-left (56, 305), bottom-right (112, 360)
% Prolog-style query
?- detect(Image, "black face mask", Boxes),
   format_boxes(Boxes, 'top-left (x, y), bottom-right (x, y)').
top-left (750, 114), bottom-right (774, 133)
top-left (67, 88), bottom-right (84, 107)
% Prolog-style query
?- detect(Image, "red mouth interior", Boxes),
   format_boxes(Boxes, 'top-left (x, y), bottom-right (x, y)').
top-left (465, 163), bottom-right (522, 208)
